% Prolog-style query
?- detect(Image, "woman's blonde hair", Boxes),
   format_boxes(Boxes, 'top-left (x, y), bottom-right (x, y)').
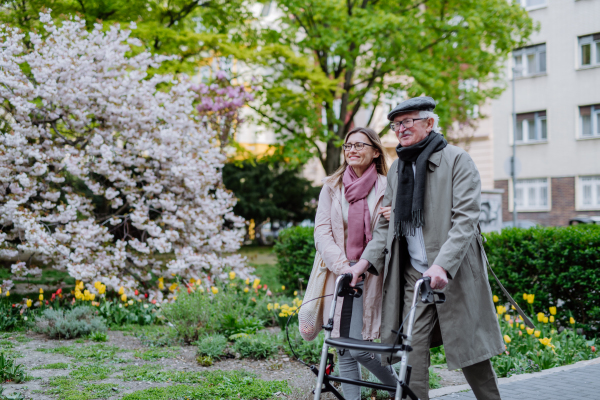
top-left (329, 127), bottom-right (388, 187)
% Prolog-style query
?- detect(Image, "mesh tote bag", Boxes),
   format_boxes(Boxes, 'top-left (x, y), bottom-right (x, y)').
top-left (298, 251), bottom-right (328, 341)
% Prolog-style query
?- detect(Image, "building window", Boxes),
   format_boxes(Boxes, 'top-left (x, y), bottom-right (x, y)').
top-left (515, 111), bottom-right (547, 143)
top-left (580, 104), bottom-right (600, 138)
top-left (513, 44), bottom-right (546, 77)
top-left (518, 0), bottom-right (546, 9)
top-left (579, 176), bottom-right (600, 209)
top-left (515, 178), bottom-right (549, 211)
top-left (578, 34), bottom-right (600, 68)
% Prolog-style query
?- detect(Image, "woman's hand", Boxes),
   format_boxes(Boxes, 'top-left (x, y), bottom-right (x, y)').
top-left (378, 206), bottom-right (392, 221)
top-left (340, 259), bottom-right (370, 287)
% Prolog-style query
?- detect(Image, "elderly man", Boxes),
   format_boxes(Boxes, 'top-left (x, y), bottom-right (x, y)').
top-left (344, 97), bottom-right (504, 400)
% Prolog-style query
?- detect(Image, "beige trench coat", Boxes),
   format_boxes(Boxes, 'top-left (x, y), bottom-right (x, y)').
top-left (314, 174), bottom-right (387, 340)
top-left (361, 145), bottom-right (504, 370)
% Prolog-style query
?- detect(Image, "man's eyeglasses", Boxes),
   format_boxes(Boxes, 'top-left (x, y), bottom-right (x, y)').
top-left (389, 118), bottom-right (427, 132)
top-left (342, 142), bottom-right (374, 151)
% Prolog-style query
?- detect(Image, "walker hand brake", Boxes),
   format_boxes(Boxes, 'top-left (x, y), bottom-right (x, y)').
top-left (337, 273), bottom-right (365, 298)
top-left (420, 277), bottom-right (446, 304)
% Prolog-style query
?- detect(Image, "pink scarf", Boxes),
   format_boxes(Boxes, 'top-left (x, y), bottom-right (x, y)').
top-left (343, 163), bottom-right (378, 261)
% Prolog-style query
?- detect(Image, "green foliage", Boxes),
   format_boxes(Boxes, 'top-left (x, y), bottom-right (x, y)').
top-left (274, 226), bottom-right (316, 292)
top-left (45, 376), bottom-right (119, 400)
top-left (33, 362), bottom-right (69, 370)
top-left (484, 225), bottom-right (600, 335)
top-left (279, 328), bottom-right (324, 364)
top-left (133, 347), bottom-right (180, 360)
top-left (35, 306), bottom-right (107, 339)
top-left (0, 301), bottom-right (26, 331)
top-left (222, 161), bottom-right (320, 227)
top-left (233, 332), bottom-right (277, 359)
top-left (160, 280), bottom-right (269, 343)
top-left (196, 334), bottom-right (228, 360)
top-left (121, 369), bottom-right (290, 400)
top-left (0, 386), bottom-right (25, 400)
top-left (428, 368), bottom-right (443, 389)
top-left (0, 0), bottom-right (255, 75)
top-left (250, 0), bottom-right (535, 174)
top-left (38, 344), bottom-right (123, 361)
top-left (97, 300), bottom-right (158, 327)
top-left (69, 364), bottom-right (113, 380)
top-left (430, 346), bottom-right (447, 366)
top-left (0, 352), bottom-right (28, 383)
top-left (88, 331), bottom-right (108, 342)
top-left (126, 325), bottom-right (181, 347)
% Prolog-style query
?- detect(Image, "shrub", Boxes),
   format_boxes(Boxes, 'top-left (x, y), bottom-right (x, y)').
top-left (97, 300), bottom-right (159, 327)
top-left (484, 225), bottom-right (600, 335)
top-left (233, 332), bottom-right (277, 359)
top-left (274, 226), bottom-right (316, 292)
top-left (88, 331), bottom-right (108, 342)
top-left (160, 279), bottom-right (269, 343)
top-left (279, 328), bottom-right (323, 364)
top-left (196, 335), bottom-right (228, 360)
top-left (35, 306), bottom-right (107, 339)
top-left (0, 352), bottom-right (28, 383)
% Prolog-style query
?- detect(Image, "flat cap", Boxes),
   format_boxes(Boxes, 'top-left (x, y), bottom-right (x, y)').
top-left (387, 96), bottom-right (436, 121)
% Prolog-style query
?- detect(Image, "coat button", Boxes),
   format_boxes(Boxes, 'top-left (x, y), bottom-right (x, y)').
top-left (383, 248), bottom-right (389, 255)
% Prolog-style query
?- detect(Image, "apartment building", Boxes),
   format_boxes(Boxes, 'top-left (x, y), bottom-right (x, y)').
top-left (493, 0), bottom-right (600, 226)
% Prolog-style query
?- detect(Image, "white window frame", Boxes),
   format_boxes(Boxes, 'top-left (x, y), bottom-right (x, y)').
top-left (578, 34), bottom-right (600, 68)
top-left (513, 44), bottom-right (547, 77)
top-left (518, 0), bottom-right (547, 11)
top-left (510, 178), bottom-right (551, 212)
top-left (515, 111), bottom-right (547, 143)
top-left (576, 176), bottom-right (600, 211)
top-left (579, 104), bottom-right (600, 138)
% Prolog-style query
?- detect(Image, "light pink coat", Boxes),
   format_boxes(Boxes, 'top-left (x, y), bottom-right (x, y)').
top-left (314, 174), bottom-right (387, 340)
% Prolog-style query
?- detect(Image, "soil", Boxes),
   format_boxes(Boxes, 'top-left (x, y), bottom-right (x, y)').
top-left (1, 330), bottom-right (467, 400)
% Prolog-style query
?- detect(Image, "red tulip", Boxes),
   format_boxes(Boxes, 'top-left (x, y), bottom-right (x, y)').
top-left (56, 288), bottom-right (62, 294)
top-left (134, 289), bottom-right (139, 296)
top-left (144, 293), bottom-right (148, 298)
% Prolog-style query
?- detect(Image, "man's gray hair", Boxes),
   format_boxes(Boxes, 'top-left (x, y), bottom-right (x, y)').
top-left (419, 110), bottom-right (441, 134)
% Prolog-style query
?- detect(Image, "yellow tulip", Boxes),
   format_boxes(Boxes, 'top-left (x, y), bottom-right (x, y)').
top-left (229, 271), bottom-right (236, 280)
top-left (89, 293), bottom-right (95, 301)
top-left (267, 303), bottom-right (273, 311)
top-left (543, 316), bottom-right (549, 324)
top-left (121, 293), bottom-right (127, 302)
top-left (168, 283), bottom-right (178, 292)
top-left (281, 285), bottom-right (286, 291)
top-left (511, 305), bottom-right (516, 310)
top-left (243, 287), bottom-right (249, 293)
top-left (158, 282), bottom-right (165, 290)
top-left (252, 279), bottom-right (260, 289)
top-left (549, 306), bottom-right (557, 315)
top-left (77, 281), bottom-right (84, 290)
top-left (493, 295), bottom-right (499, 303)
top-left (94, 281), bottom-right (101, 289)
top-left (26, 299), bottom-right (32, 307)
top-left (0, 288), bottom-right (2, 294)
top-left (504, 314), bottom-right (510, 321)
top-left (526, 327), bottom-right (534, 335)
top-left (173, 296), bottom-right (177, 301)
top-left (537, 312), bottom-right (545, 323)
top-left (98, 285), bottom-right (106, 295)
top-left (39, 288), bottom-right (44, 294)
top-left (211, 287), bottom-right (218, 294)
top-left (245, 278), bottom-right (250, 285)
top-left (274, 303), bottom-right (280, 309)
top-left (539, 337), bottom-right (552, 346)
top-left (294, 291), bottom-right (298, 296)
top-left (520, 324), bottom-right (525, 329)
top-left (549, 316), bottom-right (554, 323)
top-left (118, 286), bottom-right (124, 295)
top-left (503, 335), bottom-right (511, 343)
top-left (4, 290), bottom-right (8, 297)
top-left (39, 294), bottom-right (44, 301)
top-left (158, 277), bottom-right (164, 282)
top-left (278, 312), bottom-right (285, 317)
top-left (196, 279), bottom-right (201, 286)
top-left (570, 317), bottom-right (575, 325)
top-left (496, 305), bottom-right (505, 315)
top-left (523, 293), bottom-right (527, 300)
top-left (534, 330), bottom-right (541, 338)
top-left (526, 294), bottom-right (535, 304)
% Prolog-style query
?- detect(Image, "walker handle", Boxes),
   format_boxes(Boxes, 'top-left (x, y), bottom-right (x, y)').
top-left (420, 277), bottom-right (446, 304)
top-left (337, 273), bottom-right (365, 298)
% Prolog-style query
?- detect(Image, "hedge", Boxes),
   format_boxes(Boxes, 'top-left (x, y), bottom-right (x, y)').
top-left (274, 225), bottom-right (600, 335)
top-left (484, 225), bottom-right (600, 335)
top-left (273, 226), bottom-right (316, 293)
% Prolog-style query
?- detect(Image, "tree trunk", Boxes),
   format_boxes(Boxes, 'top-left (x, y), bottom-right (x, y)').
top-left (324, 139), bottom-right (342, 175)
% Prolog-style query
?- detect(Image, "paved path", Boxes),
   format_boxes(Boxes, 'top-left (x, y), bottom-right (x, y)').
top-left (434, 362), bottom-right (600, 400)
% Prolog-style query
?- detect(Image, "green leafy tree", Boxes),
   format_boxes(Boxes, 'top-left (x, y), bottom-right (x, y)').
top-left (0, 0), bottom-right (255, 74)
top-left (222, 161), bottom-right (320, 227)
top-left (249, 0), bottom-right (535, 174)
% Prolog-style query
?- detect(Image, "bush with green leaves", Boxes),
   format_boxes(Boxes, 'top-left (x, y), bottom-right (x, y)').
top-left (0, 352), bottom-right (28, 384)
top-left (35, 306), bottom-right (107, 339)
top-left (0, 301), bottom-right (30, 332)
top-left (97, 300), bottom-right (158, 327)
top-left (279, 328), bottom-right (323, 364)
top-left (233, 332), bottom-right (276, 359)
top-left (196, 334), bottom-right (228, 360)
top-left (160, 280), bottom-right (269, 343)
top-left (484, 225), bottom-right (600, 335)
top-left (274, 226), bottom-right (316, 292)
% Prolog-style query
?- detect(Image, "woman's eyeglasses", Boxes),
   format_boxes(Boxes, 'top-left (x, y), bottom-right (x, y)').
top-left (342, 142), bottom-right (374, 151)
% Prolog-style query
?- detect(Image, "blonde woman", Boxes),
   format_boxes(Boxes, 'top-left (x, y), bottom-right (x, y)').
top-left (314, 127), bottom-right (395, 400)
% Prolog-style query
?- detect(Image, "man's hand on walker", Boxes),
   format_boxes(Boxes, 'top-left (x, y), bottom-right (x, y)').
top-left (341, 259), bottom-right (370, 287)
top-left (423, 264), bottom-right (448, 290)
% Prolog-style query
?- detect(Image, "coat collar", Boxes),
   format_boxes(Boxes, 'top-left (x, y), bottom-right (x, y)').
top-left (322, 173), bottom-right (386, 204)
top-left (428, 149), bottom-right (443, 167)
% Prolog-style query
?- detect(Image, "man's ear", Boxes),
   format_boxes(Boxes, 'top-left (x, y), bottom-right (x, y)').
top-left (426, 117), bottom-right (434, 133)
